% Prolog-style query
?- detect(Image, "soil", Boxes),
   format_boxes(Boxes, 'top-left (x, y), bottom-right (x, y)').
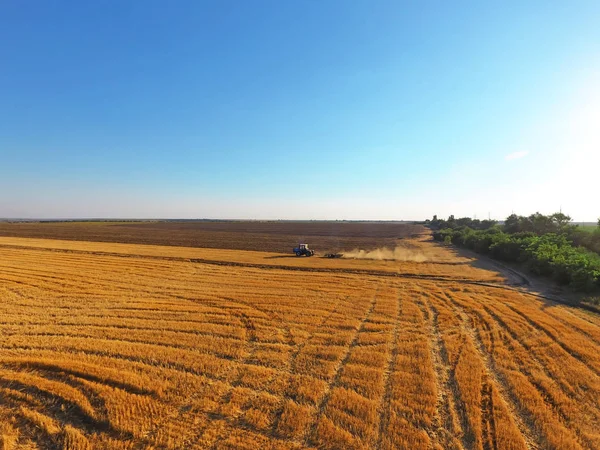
top-left (0, 221), bottom-right (423, 254)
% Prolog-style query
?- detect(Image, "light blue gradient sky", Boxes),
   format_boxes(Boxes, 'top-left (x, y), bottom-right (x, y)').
top-left (1, 1), bottom-right (599, 220)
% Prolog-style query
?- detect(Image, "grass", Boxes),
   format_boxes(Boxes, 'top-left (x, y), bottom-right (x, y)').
top-left (0, 234), bottom-right (598, 449)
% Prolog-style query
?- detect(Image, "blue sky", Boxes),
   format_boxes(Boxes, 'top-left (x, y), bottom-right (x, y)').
top-left (1, 1), bottom-right (599, 220)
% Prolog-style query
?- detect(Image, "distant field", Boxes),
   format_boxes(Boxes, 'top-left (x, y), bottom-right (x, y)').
top-left (0, 221), bottom-right (422, 254)
top-left (1, 232), bottom-right (599, 449)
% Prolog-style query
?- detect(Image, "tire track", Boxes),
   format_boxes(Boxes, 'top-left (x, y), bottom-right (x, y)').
top-left (270, 295), bottom-right (349, 437)
top-left (193, 310), bottom-right (259, 450)
top-left (305, 288), bottom-right (379, 448)
top-left (414, 294), bottom-right (463, 449)
top-left (0, 376), bottom-right (121, 440)
top-left (501, 301), bottom-right (600, 378)
top-left (439, 291), bottom-right (538, 449)
top-left (543, 308), bottom-right (600, 347)
top-left (1, 361), bottom-right (153, 396)
top-left (476, 301), bottom-right (595, 449)
top-left (1, 351), bottom-right (289, 449)
top-left (0, 392), bottom-right (63, 450)
top-left (480, 380), bottom-right (497, 450)
top-left (375, 290), bottom-right (402, 449)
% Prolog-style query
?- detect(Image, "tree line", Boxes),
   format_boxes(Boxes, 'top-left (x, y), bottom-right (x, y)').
top-left (427, 212), bottom-right (600, 293)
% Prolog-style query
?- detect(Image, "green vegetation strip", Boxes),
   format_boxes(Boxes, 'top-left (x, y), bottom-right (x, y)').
top-left (429, 213), bottom-right (600, 295)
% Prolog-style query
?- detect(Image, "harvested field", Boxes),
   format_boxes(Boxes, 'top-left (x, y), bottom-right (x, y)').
top-left (0, 232), bottom-right (599, 449)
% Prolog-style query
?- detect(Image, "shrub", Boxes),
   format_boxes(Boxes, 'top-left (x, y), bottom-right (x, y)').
top-left (434, 226), bottom-right (600, 292)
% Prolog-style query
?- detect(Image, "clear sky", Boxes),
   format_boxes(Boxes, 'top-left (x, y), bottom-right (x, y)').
top-left (1, 1), bottom-right (599, 221)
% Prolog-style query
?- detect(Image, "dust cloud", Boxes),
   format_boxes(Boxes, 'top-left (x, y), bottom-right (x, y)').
top-left (342, 247), bottom-right (428, 262)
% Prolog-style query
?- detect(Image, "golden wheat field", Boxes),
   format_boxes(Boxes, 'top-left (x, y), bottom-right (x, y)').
top-left (1, 235), bottom-right (600, 450)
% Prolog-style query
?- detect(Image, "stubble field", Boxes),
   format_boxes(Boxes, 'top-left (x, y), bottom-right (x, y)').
top-left (0, 223), bottom-right (599, 449)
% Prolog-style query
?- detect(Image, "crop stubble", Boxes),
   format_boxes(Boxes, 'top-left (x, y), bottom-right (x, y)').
top-left (0, 234), bottom-right (599, 449)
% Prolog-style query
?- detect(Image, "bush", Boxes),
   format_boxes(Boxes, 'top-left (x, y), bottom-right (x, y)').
top-left (571, 227), bottom-right (600, 255)
top-left (433, 226), bottom-right (600, 292)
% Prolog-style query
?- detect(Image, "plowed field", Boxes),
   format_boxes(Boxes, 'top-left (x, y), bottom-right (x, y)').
top-left (1, 235), bottom-right (599, 449)
top-left (0, 221), bottom-right (423, 253)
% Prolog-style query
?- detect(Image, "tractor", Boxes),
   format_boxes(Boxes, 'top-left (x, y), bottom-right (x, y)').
top-left (293, 243), bottom-right (314, 257)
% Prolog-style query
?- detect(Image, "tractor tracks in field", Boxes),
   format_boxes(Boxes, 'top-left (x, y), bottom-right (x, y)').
top-left (204, 308), bottom-right (259, 450)
top-left (2, 243), bottom-right (586, 313)
top-left (439, 292), bottom-right (540, 450)
top-left (415, 295), bottom-right (464, 450)
top-left (270, 294), bottom-right (349, 438)
top-left (500, 302), bottom-right (600, 379)
top-left (442, 289), bottom-right (600, 449)
top-left (375, 290), bottom-right (402, 449)
top-left (477, 302), bottom-right (598, 449)
top-left (0, 369), bottom-right (142, 448)
top-left (304, 289), bottom-right (379, 448)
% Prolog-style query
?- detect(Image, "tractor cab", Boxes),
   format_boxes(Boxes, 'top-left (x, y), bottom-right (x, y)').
top-left (293, 243), bottom-right (315, 257)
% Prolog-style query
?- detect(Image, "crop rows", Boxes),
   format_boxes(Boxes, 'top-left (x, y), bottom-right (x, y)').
top-left (0, 241), bottom-right (599, 449)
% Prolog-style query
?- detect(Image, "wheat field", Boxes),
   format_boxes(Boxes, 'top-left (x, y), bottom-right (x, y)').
top-left (0, 236), bottom-right (599, 449)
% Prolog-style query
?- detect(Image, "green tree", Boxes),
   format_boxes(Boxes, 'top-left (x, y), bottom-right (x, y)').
top-left (504, 214), bottom-right (521, 233)
top-left (550, 212), bottom-right (572, 231)
top-left (479, 219), bottom-right (497, 230)
top-left (529, 212), bottom-right (553, 234)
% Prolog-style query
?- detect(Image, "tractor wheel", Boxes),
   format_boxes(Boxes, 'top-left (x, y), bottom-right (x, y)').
top-left (295, 251), bottom-right (302, 256)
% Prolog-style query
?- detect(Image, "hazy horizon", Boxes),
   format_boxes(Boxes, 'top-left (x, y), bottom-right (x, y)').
top-left (0, 216), bottom-right (597, 225)
top-left (1, 1), bottom-right (599, 221)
